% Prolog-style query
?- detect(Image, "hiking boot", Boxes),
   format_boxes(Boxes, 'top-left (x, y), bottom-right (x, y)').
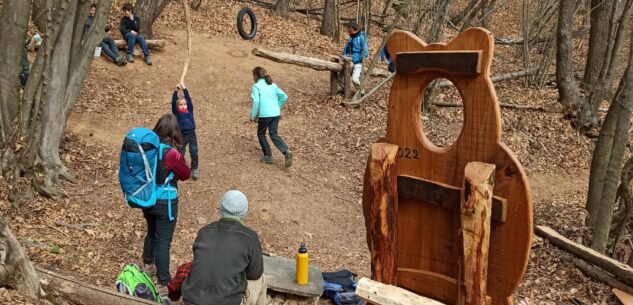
top-left (127, 54), bottom-right (134, 63)
top-left (155, 284), bottom-right (168, 296)
top-left (141, 264), bottom-right (157, 276)
top-left (144, 55), bottom-right (152, 65)
top-left (284, 150), bottom-right (293, 168)
top-left (156, 284), bottom-right (170, 303)
top-left (192, 168), bottom-right (199, 180)
top-left (259, 156), bottom-right (273, 164)
top-left (115, 56), bottom-right (127, 66)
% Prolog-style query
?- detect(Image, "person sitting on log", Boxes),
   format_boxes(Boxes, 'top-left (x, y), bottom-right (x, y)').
top-left (342, 21), bottom-right (369, 96)
top-left (119, 3), bottom-right (152, 65)
top-left (167, 190), bottom-right (267, 305)
top-left (84, 4), bottom-right (126, 66)
top-left (26, 30), bottom-right (42, 52)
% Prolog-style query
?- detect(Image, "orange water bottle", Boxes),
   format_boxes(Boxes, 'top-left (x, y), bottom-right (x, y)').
top-left (296, 243), bottom-right (309, 285)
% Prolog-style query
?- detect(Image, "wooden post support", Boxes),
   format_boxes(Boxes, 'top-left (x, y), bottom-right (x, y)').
top-left (458, 162), bottom-right (495, 305)
top-left (330, 57), bottom-right (340, 96)
top-left (343, 57), bottom-right (353, 101)
top-left (368, 143), bottom-right (399, 284)
top-left (355, 277), bottom-right (446, 305)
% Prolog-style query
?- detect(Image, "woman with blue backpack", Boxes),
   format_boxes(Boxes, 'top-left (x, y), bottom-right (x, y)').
top-left (142, 114), bottom-right (191, 296)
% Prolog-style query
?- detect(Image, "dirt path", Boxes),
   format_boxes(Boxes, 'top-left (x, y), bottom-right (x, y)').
top-left (68, 27), bottom-right (370, 276)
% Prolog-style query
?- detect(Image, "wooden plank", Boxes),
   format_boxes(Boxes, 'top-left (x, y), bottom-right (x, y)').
top-left (536, 226), bottom-right (633, 287)
top-left (397, 175), bottom-right (507, 223)
top-left (614, 288), bottom-right (633, 305)
top-left (458, 162), bottom-right (495, 305)
top-left (114, 39), bottom-right (165, 50)
top-left (263, 255), bottom-right (323, 297)
top-left (395, 51), bottom-right (481, 75)
top-left (355, 277), bottom-right (446, 305)
top-left (368, 143), bottom-right (399, 284)
top-left (36, 267), bottom-right (157, 305)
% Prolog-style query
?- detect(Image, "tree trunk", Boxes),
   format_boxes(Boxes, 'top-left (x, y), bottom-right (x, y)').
top-left (0, 0), bottom-right (31, 143)
top-left (555, 0), bottom-right (582, 110)
top-left (587, 28), bottom-right (633, 253)
top-left (274, 0), bottom-right (291, 18)
top-left (422, 0), bottom-right (454, 111)
top-left (134, 0), bottom-right (170, 38)
top-left (584, 0), bottom-right (633, 128)
top-left (0, 215), bottom-right (42, 298)
top-left (583, 0), bottom-right (615, 91)
top-left (321, 0), bottom-right (340, 42)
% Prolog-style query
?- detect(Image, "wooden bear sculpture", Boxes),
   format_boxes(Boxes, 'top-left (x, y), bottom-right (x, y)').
top-left (361, 28), bottom-right (533, 305)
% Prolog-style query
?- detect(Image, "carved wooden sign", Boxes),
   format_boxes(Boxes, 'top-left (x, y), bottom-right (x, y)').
top-left (362, 28), bottom-right (533, 305)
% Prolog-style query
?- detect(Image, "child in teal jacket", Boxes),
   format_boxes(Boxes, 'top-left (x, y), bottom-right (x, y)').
top-left (250, 66), bottom-right (293, 168)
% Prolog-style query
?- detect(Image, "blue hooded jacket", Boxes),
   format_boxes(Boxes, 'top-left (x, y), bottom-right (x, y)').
top-left (342, 31), bottom-right (369, 64)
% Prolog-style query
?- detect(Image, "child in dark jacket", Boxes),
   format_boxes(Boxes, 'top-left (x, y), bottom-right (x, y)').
top-left (172, 81), bottom-right (199, 180)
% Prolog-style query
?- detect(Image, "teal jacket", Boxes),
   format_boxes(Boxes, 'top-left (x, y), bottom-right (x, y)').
top-left (250, 78), bottom-right (288, 119)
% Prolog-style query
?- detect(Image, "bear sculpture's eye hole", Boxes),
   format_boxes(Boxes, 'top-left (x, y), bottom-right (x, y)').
top-left (420, 78), bottom-right (464, 149)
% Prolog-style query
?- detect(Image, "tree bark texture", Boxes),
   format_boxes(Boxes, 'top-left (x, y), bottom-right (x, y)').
top-left (583, 0), bottom-right (615, 91)
top-left (587, 29), bottom-right (633, 253)
top-left (0, 0), bottom-right (31, 143)
top-left (584, 0), bottom-right (633, 129)
top-left (274, 0), bottom-right (291, 18)
top-left (133, 0), bottom-right (170, 38)
top-left (321, 0), bottom-right (340, 42)
top-left (0, 215), bottom-right (42, 298)
top-left (1, 0), bottom-right (112, 199)
top-left (555, 0), bottom-right (582, 111)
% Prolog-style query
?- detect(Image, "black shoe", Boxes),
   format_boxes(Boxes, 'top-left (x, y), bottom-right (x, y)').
top-left (259, 156), bottom-right (273, 164)
top-left (127, 54), bottom-right (134, 63)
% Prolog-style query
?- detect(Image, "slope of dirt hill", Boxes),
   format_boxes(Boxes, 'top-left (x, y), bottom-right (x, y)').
top-left (0, 0), bottom-right (624, 304)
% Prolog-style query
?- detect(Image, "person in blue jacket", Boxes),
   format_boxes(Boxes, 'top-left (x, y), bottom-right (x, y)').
top-left (172, 81), bottom-right (199, 180)
top-left (342, 21), bottom-right (369, 95)
top-left (381, 47), bottom-right (395, 72)
top-left (250, 66), bottom-right (293, 168)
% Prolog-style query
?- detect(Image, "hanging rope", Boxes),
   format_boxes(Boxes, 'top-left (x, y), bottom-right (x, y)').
top-left (180, 0), bottom-right (193, 82)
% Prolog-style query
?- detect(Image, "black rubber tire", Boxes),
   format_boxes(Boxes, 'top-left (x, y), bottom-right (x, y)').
top-left (237, 7), bottom-right (257, 40)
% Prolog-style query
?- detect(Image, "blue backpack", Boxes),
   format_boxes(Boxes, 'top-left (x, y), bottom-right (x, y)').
top-left (322, 270), bottom-right (364, 305)
top-left (119, 128), bottom-right (176, 220)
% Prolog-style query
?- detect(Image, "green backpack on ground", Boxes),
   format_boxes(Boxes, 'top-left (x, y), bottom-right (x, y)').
top-left (115, 264), bottom-right (162, 303)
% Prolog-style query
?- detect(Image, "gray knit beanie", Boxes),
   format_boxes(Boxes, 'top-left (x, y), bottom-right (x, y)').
top-left (220, 190), bottom-right (249, 219)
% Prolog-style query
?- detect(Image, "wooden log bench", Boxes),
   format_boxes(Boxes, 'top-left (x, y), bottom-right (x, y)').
top-left (114, 39), bottom-right (165, 50)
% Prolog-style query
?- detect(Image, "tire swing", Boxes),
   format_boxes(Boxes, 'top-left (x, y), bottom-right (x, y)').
top-left (237, 7), bottom-right (257, 40)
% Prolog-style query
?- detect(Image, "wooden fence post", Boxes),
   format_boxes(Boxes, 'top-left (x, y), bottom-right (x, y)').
top-left (368, 143), bottom-right (399, 284)
top-left (458, 162), bottom-right (495, 305)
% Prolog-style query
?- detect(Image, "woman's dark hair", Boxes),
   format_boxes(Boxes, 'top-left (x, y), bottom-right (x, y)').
top-left (90, 4), bottom-right (97, 9)
top-left (122, 3), bottom-right (133, 12)
top-left (252, 66), bottom-right (273, 85)
top-left (153, 114), bottom-right (182, 147)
